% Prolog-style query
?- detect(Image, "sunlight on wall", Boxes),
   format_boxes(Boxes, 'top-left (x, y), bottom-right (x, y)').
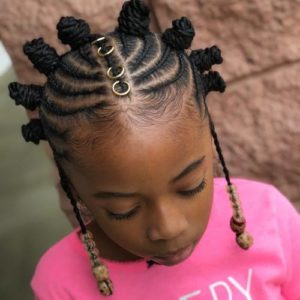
top-left (0, 41), bottom-right (12, 76)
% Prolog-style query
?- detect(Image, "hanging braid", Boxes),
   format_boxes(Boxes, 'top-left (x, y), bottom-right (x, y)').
top-left (55, 159), bottom-right (87, 234)
top-left (206, 108), bottom-right (231, 186)
top-left (8, 0), bottom-right (232, 278)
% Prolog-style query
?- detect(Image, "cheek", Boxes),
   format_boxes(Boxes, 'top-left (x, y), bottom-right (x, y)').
top-left (189, 170), bottom-right (214, 237)
top-left (92, 209), bottom-right (146, 252)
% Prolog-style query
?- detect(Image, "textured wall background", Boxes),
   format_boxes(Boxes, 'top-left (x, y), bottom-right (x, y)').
top-left (1, 0), bottom-right (299, 212)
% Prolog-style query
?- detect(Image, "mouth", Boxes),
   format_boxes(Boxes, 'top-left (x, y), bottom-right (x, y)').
top-left (151, 242), bottom-right (195, 265)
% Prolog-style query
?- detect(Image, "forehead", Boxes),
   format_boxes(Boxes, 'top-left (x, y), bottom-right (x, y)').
top-left (65, 116), bottom-right (210, 187)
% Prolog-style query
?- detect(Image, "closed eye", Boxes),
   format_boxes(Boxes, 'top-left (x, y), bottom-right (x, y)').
top-left (106, 178), bottom-right (207, 221)
top-left (178, 178), bottom-right (207, 197)
top-left (106, 206), bottom-right (140, 220)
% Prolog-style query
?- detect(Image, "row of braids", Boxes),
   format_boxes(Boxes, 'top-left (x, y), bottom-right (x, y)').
top-left (8, 0), bottom-right (253, 296)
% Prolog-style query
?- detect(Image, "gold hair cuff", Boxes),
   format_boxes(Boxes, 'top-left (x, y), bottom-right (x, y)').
top-left (97, 45), bottom-right (115, 57)
top-left (91, 36), bottom-right (130, 97)
top-left (91, 36), bottom-right (106, 46)
top-left (112, 81), bottom-right (130, 96)
top-left (107, 67), bottom-right (125, 79)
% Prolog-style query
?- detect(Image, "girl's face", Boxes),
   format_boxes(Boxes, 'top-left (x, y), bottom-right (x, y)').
top-left (64, 115), bottom-right (214, 266)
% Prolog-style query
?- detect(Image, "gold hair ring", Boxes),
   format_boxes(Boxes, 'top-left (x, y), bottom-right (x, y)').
top-left (97, 45), bottom-right (115, 57)
top-left (112, 81), bottom-right (130, 96)
top-left (107, 67), bottom-right (125, 79)
top-left (91, 36), bottom-right (106, 46)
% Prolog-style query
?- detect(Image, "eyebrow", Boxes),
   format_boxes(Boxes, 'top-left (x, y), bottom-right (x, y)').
top-left (92, 155), bottom-right (206, 199)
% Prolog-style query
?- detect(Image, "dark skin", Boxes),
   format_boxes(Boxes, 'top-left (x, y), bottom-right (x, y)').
top-left (63, 111), bottom-right (215, 266)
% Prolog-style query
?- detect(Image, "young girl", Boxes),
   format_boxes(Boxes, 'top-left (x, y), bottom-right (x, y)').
top-left (8, 0), bottom-right (300, 299)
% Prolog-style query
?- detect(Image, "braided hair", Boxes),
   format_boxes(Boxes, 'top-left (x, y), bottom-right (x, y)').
top-left (8, 0), bottom-right (228, 264)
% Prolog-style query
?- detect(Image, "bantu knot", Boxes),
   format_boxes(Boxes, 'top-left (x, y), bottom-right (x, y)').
top-left (202, 71), bottom-right (226, 96)
top-left (190, 45), bottom-right (223, 73)
top-left (23, 38), bottom-right (60, 76)
top-left (162, 17), bottom-right (195, 50)
top-left (21, 119), bottom-right (47, 145)
top-left (117, 0), bottom-right (150, 36)
top-left (57, 16), bottom-right (92, 50)
top-left (8, 82), bottom-right (43, 111)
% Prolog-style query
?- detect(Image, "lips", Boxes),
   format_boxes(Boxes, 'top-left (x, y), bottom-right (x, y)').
top-left (152, 243), bottom-right (195, 265)
top-left (155, 245), bottom-right (191, 258)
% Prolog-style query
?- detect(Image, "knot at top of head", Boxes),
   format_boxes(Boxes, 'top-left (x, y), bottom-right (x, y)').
top-left (190, 45), bottom-right (223, 73)
top-left (23, 38), bottom-right (60, 76)
top-left (202, 71), bottom-right (226, 96)
top-left (21, 119), bottom-right (47, 145)
top-left (57, 16), bottom-right (92, 50)
top-left (8, 82), bottom-right (43, 111)
top-left (162, 17), bottom-right (195, 50)
top-left (117, 0), bottom-right (150, 36)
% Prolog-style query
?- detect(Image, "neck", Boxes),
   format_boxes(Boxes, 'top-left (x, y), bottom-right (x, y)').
top-left (83, 220), bottom-right (143, 263)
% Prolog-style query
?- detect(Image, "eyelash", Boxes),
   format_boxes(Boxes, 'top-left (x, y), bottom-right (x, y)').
top-left (106, 178), bottom-right (207, 221)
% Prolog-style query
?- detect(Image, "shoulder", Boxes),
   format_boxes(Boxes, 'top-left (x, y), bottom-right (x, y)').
top-left (213, 177), bottom-right (297, 222)
top-left (214, 176), bottom-right (300, 228)
top-left (213, 176), bottom-right (286, 203)
top-left (231, 177), bottom-right (294, 210)
top-left (213, 178), bottom-right (300, 299)
top-left (30, 228), bottom-right (87, 294)
top-left (34, 229), bottom-right (81, 270)
top-left (214, 176), bottom-right (279, 192)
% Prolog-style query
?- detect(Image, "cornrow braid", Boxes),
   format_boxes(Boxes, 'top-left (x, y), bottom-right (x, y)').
top-left (8, 0), bottom-right (253, 296)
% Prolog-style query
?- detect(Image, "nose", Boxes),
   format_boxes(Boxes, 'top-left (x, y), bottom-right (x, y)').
top-left (146, 199), bottom-right (189, 241)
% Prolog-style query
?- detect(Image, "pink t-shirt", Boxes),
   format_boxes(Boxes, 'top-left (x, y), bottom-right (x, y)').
top-left (31, 178), bottom-right (300, 299)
